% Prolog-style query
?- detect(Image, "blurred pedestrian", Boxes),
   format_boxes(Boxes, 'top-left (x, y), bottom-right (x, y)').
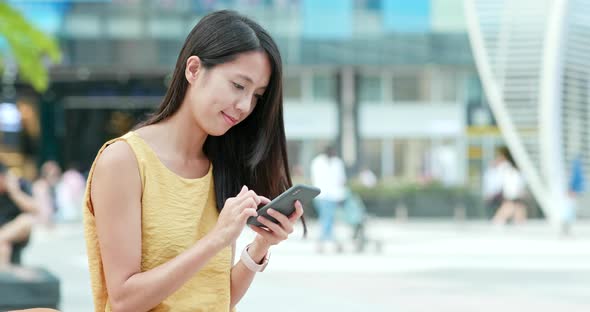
top-left (482, 150), bottom-right (505, 218)
top-left (0, 162), bottom-right (37, 270)
top-left (32, 160), bottom-right (61, 227)
top-left (492, 147), bottom-right (527, 225)
top-left (561, 156), bottom-right (585, 236)
top-left (359, 166), bottom-right (377, 188)
top-left (55, 163), bottom-right (86, 222)
top-left (311, 145), bottom-right (346, 253)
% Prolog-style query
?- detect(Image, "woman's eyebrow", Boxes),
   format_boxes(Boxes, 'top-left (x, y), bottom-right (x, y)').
top-left (237, 74), bottom-right (254, 83)
top-left (237, 74), bottom-right (267, 90)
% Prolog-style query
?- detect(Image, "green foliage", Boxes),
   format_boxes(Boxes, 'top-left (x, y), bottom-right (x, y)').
top-left (349, 179), bottom-right (469, 201)
top-left (0, 2), bottom-right (61, 92)
top-left (347, 179), bottom-right (485, 218)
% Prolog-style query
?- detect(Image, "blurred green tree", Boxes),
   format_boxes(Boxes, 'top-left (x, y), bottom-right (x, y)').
top-left (0, 2), bottom-right (61, 93)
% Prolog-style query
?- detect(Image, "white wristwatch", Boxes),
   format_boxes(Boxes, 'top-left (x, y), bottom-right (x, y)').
top-left (241, 244), bottom-right (270, 272)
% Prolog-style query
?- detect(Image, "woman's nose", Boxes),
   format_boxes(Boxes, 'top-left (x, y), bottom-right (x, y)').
top-left (235, 94), bottom-right (252, 113)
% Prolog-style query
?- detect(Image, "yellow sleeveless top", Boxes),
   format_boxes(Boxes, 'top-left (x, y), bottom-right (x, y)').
top-left (83, 131), bottom-right (233, 312)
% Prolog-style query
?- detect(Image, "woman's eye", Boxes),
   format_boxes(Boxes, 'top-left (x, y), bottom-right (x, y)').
top-left (254, 94), bottom-right (263, 100)
top-left (232, 82), bottom-right (245, 90)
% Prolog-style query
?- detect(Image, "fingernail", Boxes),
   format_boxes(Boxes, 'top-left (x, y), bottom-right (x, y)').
top-left (267, 209), bottom-right (274, 214)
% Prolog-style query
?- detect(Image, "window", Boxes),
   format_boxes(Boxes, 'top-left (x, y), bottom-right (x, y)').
top-left (358, 75), bottom-right (382, 102)
top-left (312, 73), bottom-right (337, 101)
top-left (393, 138), bottom-right (432, 179)
top-left (392, 70), bottom-right (430, 102)
top-left (439, 69), bottom-right (459, 102)
top-left (393, 139), bottom-right (408, 177)
top-left (74, 40), bottom-right (110, 65)
top-left (283, 75), bottom-right (302, 100)
top-left (361, 139), bottom-right (382, 177)
top-left (158, 40), bottom-right (182, 66)
top-left (355, 0), bottom-right (381, 11)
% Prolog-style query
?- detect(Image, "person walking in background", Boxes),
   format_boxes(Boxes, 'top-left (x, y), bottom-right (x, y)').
top-left (32, 160), bottom-right (61, 227)
top-left (492, 147), bottom-right (527, 225)
top-left (310, 145), bottom-right (346, 253)
top-left (358, 166), bottom-right (377, 188)
top-left (55, 163), bottom-right (86, 222)
top-left (482, 150), bottom-right (505, 218)
top-left (562, 156), bottom-right (585, 236)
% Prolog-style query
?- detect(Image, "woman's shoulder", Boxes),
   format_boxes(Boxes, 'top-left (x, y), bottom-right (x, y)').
top-left (98, 140), bottom-right (135, 165)
top-left (89, 140), bottom-right (142, 213)
top-left (93, 140), bottom-right (139, 180)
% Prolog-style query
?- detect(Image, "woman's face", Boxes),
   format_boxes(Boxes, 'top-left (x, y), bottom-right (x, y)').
top-left (185, 51), bottom-right (271, 136)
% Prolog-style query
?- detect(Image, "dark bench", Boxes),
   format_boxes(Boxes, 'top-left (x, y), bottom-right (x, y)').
top-left (0, 267), bottom-right (60, 310)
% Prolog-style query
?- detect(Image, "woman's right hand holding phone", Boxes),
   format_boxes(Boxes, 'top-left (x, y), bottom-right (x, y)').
top-left (211, 185), bottom-right (270, 247)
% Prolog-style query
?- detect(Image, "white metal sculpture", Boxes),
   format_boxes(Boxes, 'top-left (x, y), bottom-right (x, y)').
top-left (464, 0), bottom-right (590, 222)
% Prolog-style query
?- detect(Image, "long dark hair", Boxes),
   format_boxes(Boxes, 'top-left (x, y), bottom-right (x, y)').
top-left (140, 10), bottom-right (306, 234)
top-left (499, 146), bottom-right (517, 169)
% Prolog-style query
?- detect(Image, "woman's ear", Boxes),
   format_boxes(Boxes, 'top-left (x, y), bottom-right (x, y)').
top-left (185, 56), bottom-right (202, 84)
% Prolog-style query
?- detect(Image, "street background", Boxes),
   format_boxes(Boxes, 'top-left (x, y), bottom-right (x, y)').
top-left (23, 219), bottom-right (590, 312)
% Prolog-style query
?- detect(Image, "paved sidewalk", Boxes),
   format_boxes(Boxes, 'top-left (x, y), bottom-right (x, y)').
top-left (19, 219), bottom-right (590, 311)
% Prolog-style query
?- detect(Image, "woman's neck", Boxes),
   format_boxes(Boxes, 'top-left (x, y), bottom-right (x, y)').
top-left (147, 111), bottom-right (208, 161)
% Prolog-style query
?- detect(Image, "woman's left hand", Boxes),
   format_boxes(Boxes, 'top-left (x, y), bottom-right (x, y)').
top-left (249, 200), bottom-right (304, 247)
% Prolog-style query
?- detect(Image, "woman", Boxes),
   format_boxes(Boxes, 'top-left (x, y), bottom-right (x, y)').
top-left (83, 10), bottom-right (305, 311)
top-left (492, 147), bottom-right (527, 225)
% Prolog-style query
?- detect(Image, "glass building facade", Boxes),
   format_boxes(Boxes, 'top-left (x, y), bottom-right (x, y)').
top-left (3, 0), bottom-right (498, 191)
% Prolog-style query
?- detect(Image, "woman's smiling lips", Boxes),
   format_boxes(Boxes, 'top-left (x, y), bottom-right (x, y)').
top-left (222, 111), bottom-right (238, 125)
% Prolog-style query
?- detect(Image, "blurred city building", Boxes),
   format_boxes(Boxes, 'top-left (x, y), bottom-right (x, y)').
top-left (1, 0), bottom-right (588, 218)
top-left (3, 0), bottom-right (496, 183)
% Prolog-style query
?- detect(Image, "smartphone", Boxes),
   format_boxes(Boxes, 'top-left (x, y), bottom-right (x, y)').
top-left (247, 184), bottom-right (321, 227)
